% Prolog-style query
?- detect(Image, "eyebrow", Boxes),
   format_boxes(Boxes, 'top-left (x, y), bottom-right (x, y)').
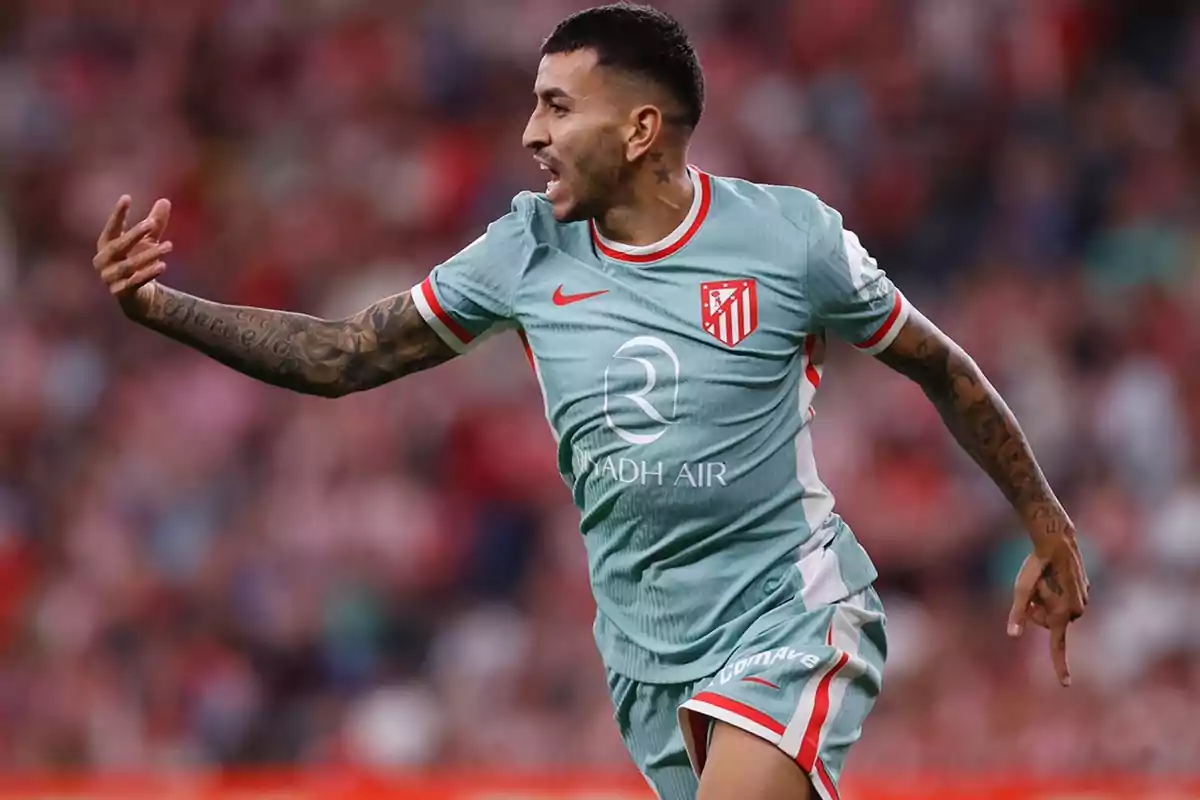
top-left (536, 87), bottom-right (573, 103)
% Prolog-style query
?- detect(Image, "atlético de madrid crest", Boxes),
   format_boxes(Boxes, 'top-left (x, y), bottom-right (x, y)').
top-left (701, 279), bottom-right (758, 347)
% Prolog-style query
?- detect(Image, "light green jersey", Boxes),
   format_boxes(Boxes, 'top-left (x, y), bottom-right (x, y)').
top-left (412, 168), bottom-right (910, 682)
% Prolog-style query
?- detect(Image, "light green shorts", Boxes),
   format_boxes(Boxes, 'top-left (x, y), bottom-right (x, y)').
top-left (607, 587), bottom-right (886, 800)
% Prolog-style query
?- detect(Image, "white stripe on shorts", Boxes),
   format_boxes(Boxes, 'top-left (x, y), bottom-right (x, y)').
top-left (779, 592), bottom-right (879, 765)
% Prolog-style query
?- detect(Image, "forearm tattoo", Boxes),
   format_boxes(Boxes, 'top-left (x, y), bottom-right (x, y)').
top-left (876, 316), bottom-right (1070, 544)
top-left (136, 286), bottom-right (455, 397)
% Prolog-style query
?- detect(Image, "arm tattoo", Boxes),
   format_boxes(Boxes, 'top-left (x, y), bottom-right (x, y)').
top-left (875, 312), bottom-right (1072, 547)
top-left (133, 285), bottom-right (457, 397)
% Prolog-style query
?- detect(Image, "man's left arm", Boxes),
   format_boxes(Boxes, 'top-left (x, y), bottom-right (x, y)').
top-left (874, 310), bottom-right (1062, 540)
top-left (875, 309), bottom-right (1089, 684)
top-left (796, 195), bottom-right (1088, 686)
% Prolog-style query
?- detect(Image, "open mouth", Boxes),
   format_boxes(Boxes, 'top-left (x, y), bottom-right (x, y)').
top-left (539, 161), bottom-right (562, 196)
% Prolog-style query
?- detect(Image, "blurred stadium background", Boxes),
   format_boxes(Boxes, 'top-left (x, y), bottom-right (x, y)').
top-left (0, 0), bottom-right (1198, 797)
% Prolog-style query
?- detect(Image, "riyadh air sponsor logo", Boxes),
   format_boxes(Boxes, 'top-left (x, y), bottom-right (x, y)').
top-left (572, 451), bottom-right (728, 489)
top-left (603, 336), bottom-right (680, 445)
top-left (580, 335), bottom-right (729, 488)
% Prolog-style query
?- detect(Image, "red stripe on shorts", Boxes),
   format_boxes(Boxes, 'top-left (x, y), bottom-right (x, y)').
top-left (797, 651), bottom-right (850, 772)
top-left (691, 692), bottom-right (785, 736)
top-left (815, 757), bottom-right (841, 800)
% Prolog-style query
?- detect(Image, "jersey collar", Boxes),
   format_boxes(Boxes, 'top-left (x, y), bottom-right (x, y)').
top-left (591, 166), bottom-right (712, 263)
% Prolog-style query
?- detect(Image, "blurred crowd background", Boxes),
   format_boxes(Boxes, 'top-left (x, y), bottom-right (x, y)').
top-left (0, 0), bottom-right (1198, 779)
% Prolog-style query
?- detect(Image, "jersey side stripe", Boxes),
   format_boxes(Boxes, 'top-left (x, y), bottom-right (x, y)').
top-left (518, 330), bottom-right (558, 445)
top-left (804, 335), bottom-right (822, 389)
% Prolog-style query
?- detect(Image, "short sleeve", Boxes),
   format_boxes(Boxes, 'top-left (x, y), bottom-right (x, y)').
top-left (806, 201), bottom-right (909, 355)
top-left (411, 195), bottom-right (533, 353)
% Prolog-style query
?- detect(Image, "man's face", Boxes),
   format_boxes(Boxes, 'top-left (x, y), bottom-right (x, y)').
top-left (522, 49), bottom-right (634, 222)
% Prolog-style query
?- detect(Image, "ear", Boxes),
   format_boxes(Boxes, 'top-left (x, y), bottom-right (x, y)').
top-left (625, 104), bottom-right (664, 161)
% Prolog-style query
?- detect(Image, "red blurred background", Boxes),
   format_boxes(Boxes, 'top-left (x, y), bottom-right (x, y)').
top-left (0, 0), bottom-right (1198, 796)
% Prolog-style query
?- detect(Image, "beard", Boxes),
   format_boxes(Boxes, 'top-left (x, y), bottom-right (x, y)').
top-left (555, 136), bottom-right (632, 222)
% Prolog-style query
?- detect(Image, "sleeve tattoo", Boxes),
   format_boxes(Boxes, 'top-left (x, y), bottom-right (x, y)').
top-left (874, 311), bottom-right (1072, 544)
top-left (135, 285), bottom-right (457, 397)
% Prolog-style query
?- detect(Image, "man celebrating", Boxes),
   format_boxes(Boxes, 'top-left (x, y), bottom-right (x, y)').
top-left (92, 5), bottom-right (1087, 798)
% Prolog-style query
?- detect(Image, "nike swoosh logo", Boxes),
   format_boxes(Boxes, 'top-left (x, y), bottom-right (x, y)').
top-left (553, 285), bottom-right (609, 306)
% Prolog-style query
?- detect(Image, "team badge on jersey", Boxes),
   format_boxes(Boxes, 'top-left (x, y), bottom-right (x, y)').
top-left (701, 279), bottom-right (758, 347)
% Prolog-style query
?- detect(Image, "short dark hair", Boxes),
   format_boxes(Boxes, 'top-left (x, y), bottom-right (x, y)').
top-left (542, 3), bottom-right (705, 130)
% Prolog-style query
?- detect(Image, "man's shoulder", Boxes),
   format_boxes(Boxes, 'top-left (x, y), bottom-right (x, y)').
top-left (708, 173), bottom-right (827, 233)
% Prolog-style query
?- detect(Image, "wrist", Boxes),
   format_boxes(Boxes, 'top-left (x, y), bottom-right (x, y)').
top-left (1027, 515), bottom-right (1076, 557)
top-left (120, 281), bottom-right (159, 321)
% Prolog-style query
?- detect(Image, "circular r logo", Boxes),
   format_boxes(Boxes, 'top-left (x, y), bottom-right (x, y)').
top-left (602, 336), bottom-right (681, 445)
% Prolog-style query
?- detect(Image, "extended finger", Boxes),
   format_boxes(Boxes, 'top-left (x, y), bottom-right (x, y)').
top-left (101, 242), bottom-right (172, 284)
top-left (147, 198), bottom-right (171, 239)
top-left (96, 217), bottom-right (157, 267)
top-left (110, 262), bottom-right (166, 295)
top-left (1050, 618), bottom-right (1071, 687)
top-left (97, 195), bottom-right (131, 250)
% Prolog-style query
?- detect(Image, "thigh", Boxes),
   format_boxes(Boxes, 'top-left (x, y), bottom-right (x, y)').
top-left (698, 721), bottom-right (814, 800)
top-left (679, 587), bottom-right (887, 800)
top-left (608, 670), bottom-right (705, 800)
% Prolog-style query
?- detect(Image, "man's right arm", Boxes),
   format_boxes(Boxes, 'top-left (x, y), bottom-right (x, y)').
top-left (95, 194), bottom-right (524, 397)
top-left (132, 283), bottom-right (456, 398)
